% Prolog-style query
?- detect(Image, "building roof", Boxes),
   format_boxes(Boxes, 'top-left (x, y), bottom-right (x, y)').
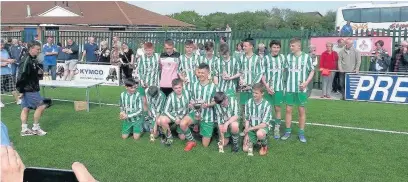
top-left (303, 11), bottom-right (323, 17)
top-left (0, 1), bottom-right (194, 28)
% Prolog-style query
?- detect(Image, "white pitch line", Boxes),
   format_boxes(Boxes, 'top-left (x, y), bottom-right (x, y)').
top-left (292, 121), bottom-right (408, 135)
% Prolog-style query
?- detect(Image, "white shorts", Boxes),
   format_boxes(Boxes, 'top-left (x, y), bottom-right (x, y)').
top-left (63, 59), bottom-right (78, 71)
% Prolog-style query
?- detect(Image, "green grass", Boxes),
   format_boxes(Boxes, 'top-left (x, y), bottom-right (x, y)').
top-left (1, 86), bottom-right (408, 182)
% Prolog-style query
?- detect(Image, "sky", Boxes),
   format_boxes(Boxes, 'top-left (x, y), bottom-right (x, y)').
top-left (129, 1), bottom-right (390, 16)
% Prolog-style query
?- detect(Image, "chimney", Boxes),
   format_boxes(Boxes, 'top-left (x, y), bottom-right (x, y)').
top-left (66, 1), bottom-right (69, 7)
top-left (26, 5), bottom-right (31, 17)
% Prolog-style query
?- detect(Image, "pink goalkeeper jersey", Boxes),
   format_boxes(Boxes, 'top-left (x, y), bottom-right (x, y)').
top-left (159, 53), bottom-right (180, 88)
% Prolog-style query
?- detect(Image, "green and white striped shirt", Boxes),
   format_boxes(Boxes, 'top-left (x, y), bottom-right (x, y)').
top-left (245, 98), bottom-right (272, 127)
top-left (196, 55), bottom-right (218, 77)
top-left (178, 54), bottom-right (199, 89)
top-left (239, 54), bottom-right (264, 88)
top-left (164, 90), bottom-right (191, 121)
top-left (214, 97), bottom-right (240, 124)
top-left (264, 54), bottom-right (285, 92)
top-left (190, 81), bottom-right (218, 122)
top-left (146, 90), bottom-right (166, 119)
top-left (285, 52), bottom-right (314, 93)
top-left (119, 91), bottom-right (143, 122)
top-left (138, 53), bottom-right (160, 87)
top-left (213, 56), bottom-right (240, 93)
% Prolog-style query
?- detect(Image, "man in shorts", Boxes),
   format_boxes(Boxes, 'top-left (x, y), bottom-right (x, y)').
top-left (62, 39), bottom-right (79, 81)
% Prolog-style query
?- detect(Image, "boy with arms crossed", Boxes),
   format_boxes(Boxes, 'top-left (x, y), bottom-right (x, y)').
top-left (178, 40), bottom-right (198, 91)
top-left (156, 78), bottom-right (191, 145)
top-left (242, 83), bottom-right (272, 156)
top-left (119, 79), bottom-right (144, 140)
top-left (281, 38), bottom-right (315, 143)
top-left (180, 63), bottom-right (218, 151)
top-left (261, 40), bottom-right (285, 139)
top-left (214, 92), bottom-right (240, 153)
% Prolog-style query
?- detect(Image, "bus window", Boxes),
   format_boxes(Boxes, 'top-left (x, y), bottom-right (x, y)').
top-left (381, 7), bottom-right (401, 22)
top-left (361, 8), bottom-right (380, 23)
top-left (402, 7), bottom-right (408, 21)
top-left (342, 9), bottom-right (361, 22)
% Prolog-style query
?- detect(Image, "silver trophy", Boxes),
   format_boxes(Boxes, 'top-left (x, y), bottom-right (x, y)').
top-left (222, 62), bottom-right (230, 80)
top-left (192, 98), bottom-right (205, 121)
top-left (238, 71), bottom-right (252, 92)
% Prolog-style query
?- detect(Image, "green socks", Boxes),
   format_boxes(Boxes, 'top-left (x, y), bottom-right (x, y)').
top-left (184, 128), bottom-right (195, 141)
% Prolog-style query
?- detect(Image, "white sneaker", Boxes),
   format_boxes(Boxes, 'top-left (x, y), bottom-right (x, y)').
top-left (32, 128), bottom-right (47, 136)
top-left (21, 128), bottom-right (35, 136)
top-left (17, 99), bottom-right (22, 105)
top-left (0, 101), bottom-right (4, 108)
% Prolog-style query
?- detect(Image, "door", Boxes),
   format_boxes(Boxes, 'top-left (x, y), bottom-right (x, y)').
top-left (24, 27), bottom-right (37, 42)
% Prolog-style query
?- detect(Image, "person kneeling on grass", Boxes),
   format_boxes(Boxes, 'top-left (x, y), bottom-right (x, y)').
top-left (242, 83), bottom-right (272, 156)
top-left (180, 63), bottom-right (218, 152)
top-left (146, 85), bottom-right (167, 142)
top-left (119, 79), bottom-right (144, 140)
top-left (214, 92), bottom-right (240, 153)
top-left (156, 78), bottom-right (192, 145)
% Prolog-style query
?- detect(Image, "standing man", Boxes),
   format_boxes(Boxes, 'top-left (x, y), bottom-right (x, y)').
top-left (340, 21), bottom-right (353, 36)
top-left (9, 39), bottom-right (24, 81)
top-left (42, 36), bottom-right (58, 80)
top-left (34, 35), bottom-right (42, 45)
top-left (62, 39), bottom-right (79, 81)
top-left (159, 39), bottom-right (180, 96)
top-left (1, 40), bottom-right (19, 107)
top-left (281, 38), bottom-right (315, 143)
top-left (338, 39), bottom-right (361, 100)
top-left (262, 40), bottom-right (285, 139)
top-left (81, 37), bottom-right (98, 63)
top-left (16, 41), bottom-right (50, 136)
top-left (390, 41), bottom-right (408, 73)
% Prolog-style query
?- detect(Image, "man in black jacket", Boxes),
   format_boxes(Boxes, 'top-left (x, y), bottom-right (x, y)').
top-left (16, 41), bottom-right (49, 136)
top-left (390, 41), bottom-right (408, 73)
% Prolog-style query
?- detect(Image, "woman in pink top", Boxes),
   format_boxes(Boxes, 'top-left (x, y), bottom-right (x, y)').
top-left (159, 39), bottom-right (181, 96)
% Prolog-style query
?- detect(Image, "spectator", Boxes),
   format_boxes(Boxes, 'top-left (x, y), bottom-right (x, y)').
top-left (112, 35), bottom-right (120, 47)
top-left (110, 42), bottom-right (122, 66)
top-left (332, 38), bottom-right (345, 93)
top-left (16, 41), bottom-right (49, 136)
top-left (340, 21), bottom-right (353, 36)
top-left (193, 43), bottom-right (201, 56)
top-left (159, 39), bottom-right (180, 96)
top-left (18, 40), bottom-right (23, 46)
top-left (234, 42), bottom-right (244, 58)
top-left (119, 42), bottom-right (134, 80)
top-left (42, 36), bottom-right (58, 80)
top-left (81, 36), bottom-right (98, 63)
top-left (307, 45), bottom-right (318, 97)
top-left (9, 39), bottom-right (24, 81)
top-left (369, 40), bottom-right (391, 72)
top-left (220, 36), bottom-right (227, 44)
top-left (136, 42), bottom-right (145, 59)
top-left (198, 43), bottom-right (205, 56)
top-left (319, 42), bottom-right (339, 98)
top-left (61, 39), bottom-right (79, 81)
top-left (57, 42), bottom-right (67, 64)
top-left (390, 41), bottom-right (408, 72)
top-left (256, 43), bottom-right (269, 59)
top-left (4, 38), bottom-right (12, 56)
top-left (34, 35), bottom-right (42, 45)
top-left (98, 40), bottom-right (111, 63)
top-left (338, 39), bottom-right (361, 99)
top-left (1, 39), bottom-right (20, 107)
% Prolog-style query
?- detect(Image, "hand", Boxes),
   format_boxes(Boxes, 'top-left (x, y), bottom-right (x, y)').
top-left (18, 94), bottom-right (23, 99)
top-left (243, 127), bottom-right (250, 134)
top-left (222, 75), bottom-right (230, 80)
top-left (8, 59), bottom-right (15, 63)
top-left (354, 69), bottom-right (359, 73)
top-left (219, 124), bottom-right (227, 133)
top-left (72, 162), bottom-right (97, 182)
top-left (267, 87), bottom-right (274, 95)
top-left (202, 103), bottom-right (209, 109)
top-left (1, 62), bottom-right (9, 67)
top-left (119, 112), bottom-right (127, 120)
top-left (1, 146), bottom-right (25, 182)
top-left (299, 82), bottom-right (308, 91)
top-left (175, 119), bottom-right (181, 125)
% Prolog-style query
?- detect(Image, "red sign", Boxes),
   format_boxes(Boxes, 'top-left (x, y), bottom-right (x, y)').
top-left (310, 37), bottom-right (393, 56)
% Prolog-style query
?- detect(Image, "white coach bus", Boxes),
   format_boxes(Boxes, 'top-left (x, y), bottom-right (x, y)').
top-left (335, 3), bottom-right (408, 33)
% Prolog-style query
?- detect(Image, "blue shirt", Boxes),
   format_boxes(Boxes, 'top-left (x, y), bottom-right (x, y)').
top-left (42, 43), bottom-right (58, 66)
top-left (1, 49), bottom-right (11, 75)
top-left (341, 24), bottom-right (353, 36)
top-left (1, 122), bottom-right (10, 146)
top-left (84, 43), bottom-right (98, 62)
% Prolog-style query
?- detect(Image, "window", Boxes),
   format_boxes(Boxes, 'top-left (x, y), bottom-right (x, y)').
top-left (361, 8), bottom-right (380, 23)
top-left (401, 7), bottom-right (408, 21)
top-left (381, 7), bottom-right (401, 22)
top-left (342, 9), bottom-right (361, 22)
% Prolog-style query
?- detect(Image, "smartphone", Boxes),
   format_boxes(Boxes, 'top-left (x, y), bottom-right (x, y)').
top-left (23, 167), bottom-right (78, 182)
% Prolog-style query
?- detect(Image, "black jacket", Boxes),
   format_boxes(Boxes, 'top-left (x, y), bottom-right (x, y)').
top-left (390, 49), bottom-right (408, 72)
top-left (16, 54), bottom-right (41, 93)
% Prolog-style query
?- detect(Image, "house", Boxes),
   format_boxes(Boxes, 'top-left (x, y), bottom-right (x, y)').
top-left (1, 1), bottom-right (194, 41)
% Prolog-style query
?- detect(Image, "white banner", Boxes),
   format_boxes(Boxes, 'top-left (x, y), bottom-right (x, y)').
top-left (56, 63), bottom-right (120, 86)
